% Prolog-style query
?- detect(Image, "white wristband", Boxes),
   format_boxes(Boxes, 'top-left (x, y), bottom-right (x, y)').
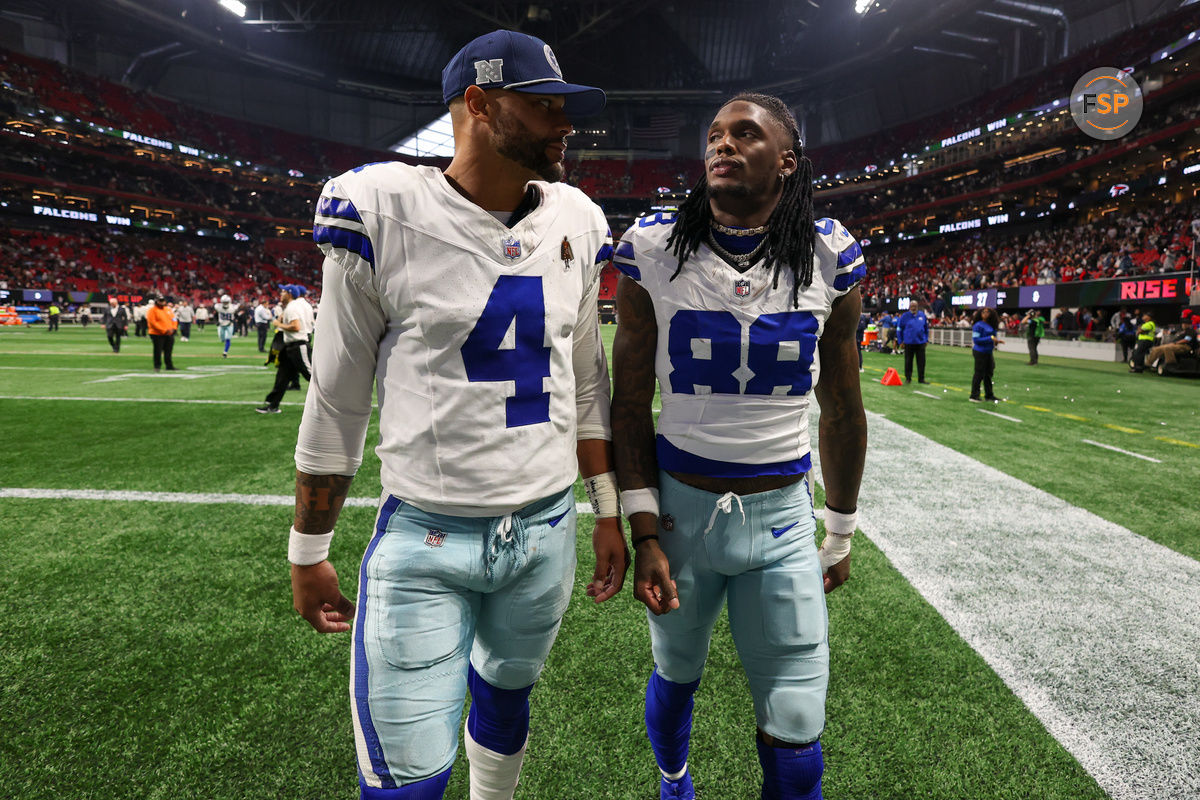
top-left (583, 471), bottom-right (620, 518)
top-left (823, 506), bottom-right (858, 536)
top-left (288, 527), bottom-right (333, 566)
top-left (620, 487), bottom-right (660, 519)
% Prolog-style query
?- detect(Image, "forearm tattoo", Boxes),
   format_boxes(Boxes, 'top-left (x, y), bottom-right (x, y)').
top-left (293, 471), bottom-right (354, 533)
top-left (612, 277), bottom-right (660, 491)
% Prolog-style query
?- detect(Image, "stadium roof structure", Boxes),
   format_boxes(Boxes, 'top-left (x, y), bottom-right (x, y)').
top-left (1, 0), bottom-right (1190, 148)
top-left (7, 0), bottom-right (1179, 104)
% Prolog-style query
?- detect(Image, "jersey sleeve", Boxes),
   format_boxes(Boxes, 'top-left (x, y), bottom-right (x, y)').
top-left (313, 174), bottom-right (377, 289)
top-left (294, 255), bottom-right (387, 476)
top-left (815, 217), bottom-right (866, 300)
top-left (295, 172), bottom-right (387, 477)
top-left (573, 226), bottom-right (614, 442)
top-left (612, 221), bottom-right (643, 284)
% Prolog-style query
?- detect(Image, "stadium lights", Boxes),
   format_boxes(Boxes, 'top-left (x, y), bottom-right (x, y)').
top-left (218, 0), bottom-right (246, 18)
top-left (854, 0), bottom-right (877, 13)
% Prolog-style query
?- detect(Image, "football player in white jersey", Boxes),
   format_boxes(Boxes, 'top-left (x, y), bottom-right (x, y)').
top-left (287, 29), bottom-right (627, 800)
top-left (611, 93), bottom-right (867, 800)
top-left (215, 294), bottom-right (237, 358)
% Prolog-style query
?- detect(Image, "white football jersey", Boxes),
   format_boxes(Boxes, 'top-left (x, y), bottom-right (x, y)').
top-left (216, 304), bottom-right (237, 326)
top-left (295, 162), bottom-right (612, 516)
top-left (614, 213), bottom-right (865, 477)
top-left (280, 298), bottom-right (314, 344)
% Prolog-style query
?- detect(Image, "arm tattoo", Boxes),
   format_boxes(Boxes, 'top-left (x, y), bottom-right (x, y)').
top-left (293, 471), bottom-right (354, 533)
top-left (611, 276), bottom-right (660, 492)
top-left (815, 289), bottom-right (867, 512)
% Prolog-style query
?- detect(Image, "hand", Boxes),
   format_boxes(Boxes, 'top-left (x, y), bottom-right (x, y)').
top-left (823, 553), bottom-right (851, 594)
top-left (291, 561), bottom-right (355, 633)
top-left (586, 517), bottom-right (629, 603)
top-left (633, 541), bottom-right (679, 615)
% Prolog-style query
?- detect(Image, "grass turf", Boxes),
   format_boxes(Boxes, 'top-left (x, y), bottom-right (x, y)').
top-left (3, 322), bottom-right (1192, 799)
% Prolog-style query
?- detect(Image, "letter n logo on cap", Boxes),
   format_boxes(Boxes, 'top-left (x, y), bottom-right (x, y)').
top-left (474, 58), bottom-right (503, 85)
top-left (543, 45), bottom-right (562, 77)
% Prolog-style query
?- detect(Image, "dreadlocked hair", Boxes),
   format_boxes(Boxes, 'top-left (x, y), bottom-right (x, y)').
top-left (665, 92), bottom-right (816, 308)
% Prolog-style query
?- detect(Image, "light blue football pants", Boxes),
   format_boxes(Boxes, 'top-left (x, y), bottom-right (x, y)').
top-left (352, 488), bottom-right (577, 791)
top-left (649, 471), bottom-right (829, 744)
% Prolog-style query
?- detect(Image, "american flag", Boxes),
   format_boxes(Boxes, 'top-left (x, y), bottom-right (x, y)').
top-left (631, 112), bottom-right (680, 147)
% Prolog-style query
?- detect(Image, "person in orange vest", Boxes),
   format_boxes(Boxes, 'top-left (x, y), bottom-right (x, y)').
top-left (147, 295), bottom-right (178, 372)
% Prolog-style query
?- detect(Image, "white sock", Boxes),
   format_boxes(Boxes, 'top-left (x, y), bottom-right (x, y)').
top-left (661, 763), bottom-right (688, 781)
top-left (464, 726), bottom-right (528, 800)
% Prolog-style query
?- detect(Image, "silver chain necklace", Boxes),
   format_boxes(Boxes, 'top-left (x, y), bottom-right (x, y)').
top-left (706, 230), bottom-right (767, 268)
top-left (710, 220), bottom-right (768, 236)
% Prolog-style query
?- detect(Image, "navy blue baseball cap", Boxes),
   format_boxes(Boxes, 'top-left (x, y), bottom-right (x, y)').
top-left (441, 29), bottom-right (606, 118)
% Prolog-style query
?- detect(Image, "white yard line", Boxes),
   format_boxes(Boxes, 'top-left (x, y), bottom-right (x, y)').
top-left (0, 395), bottom-right (303, 406)
top-left (977, 409), bottom-right (1022, 423)
top-left (811, 410), bottom-right (1200, 800)
top-left (912, 390), bottom-right (941, 400)
top-left (0, 487), bottom-right (594, 516)
top-left (0, 365), bottom-right (124, 372)
top-left (1081, 439), bottom-right (1162, 463)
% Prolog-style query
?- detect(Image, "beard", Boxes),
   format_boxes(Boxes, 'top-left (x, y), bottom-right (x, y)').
top-left (706, 179), bottom-right (751, 200)
top-left (492, 109), bottom-right (564, 183)
top-left (706, 169), bottom-right (775, 201)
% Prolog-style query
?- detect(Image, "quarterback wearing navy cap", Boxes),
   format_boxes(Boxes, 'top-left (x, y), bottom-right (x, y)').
top-left (289, 27), bottom-right (625, 800)
top-left (441, 29), bottom-right (605, 118)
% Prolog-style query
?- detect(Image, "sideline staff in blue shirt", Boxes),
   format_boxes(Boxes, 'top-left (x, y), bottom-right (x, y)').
top-left (970, 307), bottom-right (1004, 402)
top-left (896, 298), bottom-right (930, 384)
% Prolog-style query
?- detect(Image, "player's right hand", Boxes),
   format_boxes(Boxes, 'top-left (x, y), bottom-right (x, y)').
top-left (291, 561), bottom-right (355, 633)
top-left (633, 542), bottom-right (679, 616)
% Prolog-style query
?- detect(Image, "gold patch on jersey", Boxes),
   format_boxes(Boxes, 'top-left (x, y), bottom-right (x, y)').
top-left (560, 236), bottom-right (574, 270)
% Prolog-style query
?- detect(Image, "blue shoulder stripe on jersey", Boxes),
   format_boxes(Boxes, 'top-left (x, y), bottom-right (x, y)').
top-left (315, 195), bottom-right (364, 224)
top-left (353, 494), bottom-right (404, 790)
top-left (614, 261), bottom-right (641, 281)
top-left (313, 224), bottom-right (375, 267)
top-left (615, 240), bottom-right (635, 259)
top-left (833, 263), bottom-right (867, 291)
top-left (595, 243), bottom-right (614, 264)
top-left (836, 241), bottom-right (863, 268)
top-left (350, 161), bottom-right (393, 173)
top-left (656, 435), bottom-right (811, 478)
top-left (815, 218), bottom-right (835, 236)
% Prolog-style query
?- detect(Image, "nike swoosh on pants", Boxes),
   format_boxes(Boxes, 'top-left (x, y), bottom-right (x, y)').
top-left (771, 521), bottom-right (799, 538)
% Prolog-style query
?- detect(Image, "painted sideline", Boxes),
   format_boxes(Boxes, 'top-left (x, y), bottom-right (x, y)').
top-left (811, 410), bottom-right (1200, 800)
top-left (0, 487), bottom-right (594, 516)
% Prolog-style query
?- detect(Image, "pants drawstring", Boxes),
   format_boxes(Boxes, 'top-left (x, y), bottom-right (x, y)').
top-left (485, 512), bottom-right (528, 582)
top-left (703, 491), bottom-right (745, 535)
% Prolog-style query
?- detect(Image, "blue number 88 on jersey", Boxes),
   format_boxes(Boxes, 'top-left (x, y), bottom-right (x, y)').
top-left (667, 309), bottom-right (819, 396)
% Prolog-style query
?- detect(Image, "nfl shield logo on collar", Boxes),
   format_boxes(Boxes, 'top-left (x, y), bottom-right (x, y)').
top-left (502, 236), bottom-right (522, 260)
top-left (734, 279), bottom-right (751, 297)
top-left (424, 529), bottom-right (446, 548)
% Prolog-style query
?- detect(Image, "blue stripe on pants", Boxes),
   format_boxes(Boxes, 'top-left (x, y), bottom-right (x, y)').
top-left (355, 495), bottom-right (404, 789)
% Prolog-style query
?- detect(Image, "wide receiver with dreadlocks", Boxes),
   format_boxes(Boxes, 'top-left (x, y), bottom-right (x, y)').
top-left (611, 93), bottom-right (867, 800)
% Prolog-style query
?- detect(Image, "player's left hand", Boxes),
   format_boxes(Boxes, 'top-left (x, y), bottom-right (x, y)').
top-left (587, 516), bottom-right (629, 603)
top-left (823, 553), bottom-right (851, 594)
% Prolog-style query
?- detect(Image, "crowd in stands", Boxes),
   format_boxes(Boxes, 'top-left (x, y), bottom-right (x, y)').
top-left (565, 158), bottom-right (698, 197)
top-left (860, 205), bottom-right (1199, 312)
top-left (1, 14), bottom-right (1196, 318)
top-left (0, 226), bottom-right (321, 305)
top-left (0, 48), bottom-right (396, 176)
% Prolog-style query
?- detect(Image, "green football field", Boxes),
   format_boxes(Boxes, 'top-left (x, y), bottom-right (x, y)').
top-left (0, 323), bottom-right (1196, 800)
